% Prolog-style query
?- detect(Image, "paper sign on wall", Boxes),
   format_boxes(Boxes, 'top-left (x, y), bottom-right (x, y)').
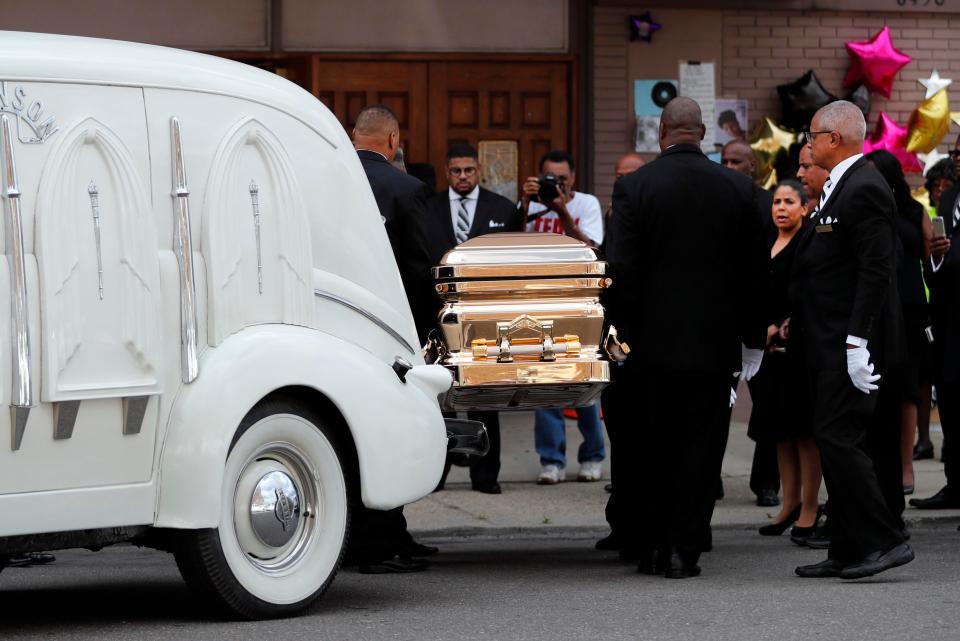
top-left (679, 61), bottom-right (716, 152)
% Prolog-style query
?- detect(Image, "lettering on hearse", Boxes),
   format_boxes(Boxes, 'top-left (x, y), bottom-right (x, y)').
top-left (0, 81), bottom-right (59, 143)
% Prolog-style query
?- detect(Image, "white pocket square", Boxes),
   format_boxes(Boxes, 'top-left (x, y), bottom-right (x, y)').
top-left (489, 221), bottom-right (504, 228)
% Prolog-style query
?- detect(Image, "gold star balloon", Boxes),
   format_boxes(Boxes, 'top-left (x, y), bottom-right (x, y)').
top-left (750, 117), bottom-right (798, 155)
top-left (906, 89), bottom-right (951, 153)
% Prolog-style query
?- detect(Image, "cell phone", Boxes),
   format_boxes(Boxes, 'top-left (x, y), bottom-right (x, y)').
top-left (932, 216), bottom-right (946, 239)
top-left (925, 326), bottom-right (935, 344)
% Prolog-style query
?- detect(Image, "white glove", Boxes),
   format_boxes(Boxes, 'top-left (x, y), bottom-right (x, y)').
top-left (846, 345), bottom-right (881, 394)
top-left (739, 343), bottom-right (764, 382)
top-left (729, 386), bottom-right (738, 408)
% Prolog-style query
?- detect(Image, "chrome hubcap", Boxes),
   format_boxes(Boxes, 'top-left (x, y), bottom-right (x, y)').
top-left (250, 470), bottom-right (301, 548)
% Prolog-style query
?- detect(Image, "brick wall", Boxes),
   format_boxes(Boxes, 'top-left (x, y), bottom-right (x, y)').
top-left (592, 6), bottom-right (960, 202)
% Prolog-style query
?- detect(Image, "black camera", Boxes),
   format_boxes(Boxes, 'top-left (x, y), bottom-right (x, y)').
top-left (532, 172), bottom-right (561, 203)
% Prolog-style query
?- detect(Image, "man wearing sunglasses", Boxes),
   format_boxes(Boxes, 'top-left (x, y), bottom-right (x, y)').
top-left (792, 101), bottom-right (912, 580)
top-left (425, 142), bottom-right (523, 495)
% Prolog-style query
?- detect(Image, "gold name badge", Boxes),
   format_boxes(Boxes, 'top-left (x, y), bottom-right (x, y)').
top-left (815, 224), bottom-right (833, 233)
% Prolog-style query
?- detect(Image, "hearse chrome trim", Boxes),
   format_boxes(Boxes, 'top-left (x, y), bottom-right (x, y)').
top-left (170, 117), bottom-right (200, 383)
top-left (249, 179), bottom-right (264, 295)
top-left (313, 288), bottom-right (415, 355)
top-left (1, 114), bottom-right (34, 449)
top-left (86, 181), bottom-right (105, 300)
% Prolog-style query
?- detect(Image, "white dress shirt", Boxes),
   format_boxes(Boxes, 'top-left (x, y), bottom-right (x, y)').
top-left (449, 185), bottom-right (479, 235)
top-left (818, 152), bottom-right (863, 215)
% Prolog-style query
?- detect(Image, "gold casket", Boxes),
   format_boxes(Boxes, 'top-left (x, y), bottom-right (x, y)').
top-left (427, 233), bottom-right (611, 411)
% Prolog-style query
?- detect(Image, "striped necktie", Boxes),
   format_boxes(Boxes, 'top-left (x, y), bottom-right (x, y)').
top-left (819, 177), bottom-right (832, 214)
top-left (455, 197), bottom-right (471, 244)
top-left (953, 193), bottom-right (960, 232)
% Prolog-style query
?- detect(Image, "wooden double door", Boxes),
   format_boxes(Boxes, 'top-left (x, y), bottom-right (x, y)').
top-left (312, 60), bottom-right (571, 195)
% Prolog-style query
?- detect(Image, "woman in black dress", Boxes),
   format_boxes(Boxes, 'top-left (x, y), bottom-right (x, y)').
top-left (866, 150), bottom-right (934, 493)
top-left (751, 180), bottom-right (821, 538)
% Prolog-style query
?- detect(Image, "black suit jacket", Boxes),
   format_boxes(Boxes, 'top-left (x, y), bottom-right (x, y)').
top-left (357, 149), bottom-right (435, 343)
top-left (793, 156), bottom-right (905, 372)
top-left (425, 187), bottom-right (523, 266)
top-left (605, 144), bottom-right (768, 374)
top-left (929, 184), bottom-right (960, 382)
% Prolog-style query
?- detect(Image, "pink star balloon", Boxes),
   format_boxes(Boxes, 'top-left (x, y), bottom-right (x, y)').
top-left (864, 112), bottom-right (922, 173)
top-left (843, 26), bottom-right (912, 98)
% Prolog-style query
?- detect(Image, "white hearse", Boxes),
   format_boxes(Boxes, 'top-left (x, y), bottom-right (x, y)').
top-left (0, 32), bottom-right (488, 618)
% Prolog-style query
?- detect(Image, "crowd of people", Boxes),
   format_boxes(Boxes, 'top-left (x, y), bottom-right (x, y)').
top-left (342, 97), bottom-right (958, 581)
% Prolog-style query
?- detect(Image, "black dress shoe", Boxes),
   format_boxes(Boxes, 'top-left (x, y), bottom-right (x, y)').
top-left (789, 525), bottom-right (816, 545)
top-left (6, 552), bottom-right (55, 567)
top-left (756, 488), bottom-right (781, 507)
top-left (472, 481), bottom-right (502, 495)
top-left (795, 558), bottom-right (845, 578)
top-left (663, 553), bottom-right (701, 579)
top-left (359, 556), bottom-right (430, 574)
top-left (400, 541), bottom-right (439, 557)
top-left (758, 504), bottom-right (801, 536)
top-left (595, 533), bottom-right (620, 551)
top-left (909, 486), bottom-right (960, 509)
top-left (604, 483), bottom-right (613, 493)
top-left (840, 543), bottom-right (914, 579)
top-left (913, 442), bottom-right (934, 460)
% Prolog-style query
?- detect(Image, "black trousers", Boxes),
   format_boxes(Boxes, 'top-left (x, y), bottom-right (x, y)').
top-left (810, 369), bottom-right (905, 563)
top-left (937, 378), bottom-right (960, 494)
top-left (631, 369), bottom-right (731, 563)
top-left (440, 411), bottom-right (501, 486)
top-left (749, 437), bottom-right (781, 496)
top-left (347, 507), bottom-right (413, 563)
top-left (601, 362), bottom-right (640, 544)
top-left (866, 373), bottom-right (906, 525)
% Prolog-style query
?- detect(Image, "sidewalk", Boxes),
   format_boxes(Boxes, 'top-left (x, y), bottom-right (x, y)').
top-left (407, 400), bottom-right (950, 537)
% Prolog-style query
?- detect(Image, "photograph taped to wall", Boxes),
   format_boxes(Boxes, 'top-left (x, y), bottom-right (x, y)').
top-left (715, 99), bottom-right (748, 147)
top-left (634, 79), bottom-right (677, 153)
top-left (479, 140), bottom-right (519, 203)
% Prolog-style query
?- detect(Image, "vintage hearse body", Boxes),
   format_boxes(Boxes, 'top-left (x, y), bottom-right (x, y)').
top-left (0, 31), bottom-right (473, 618)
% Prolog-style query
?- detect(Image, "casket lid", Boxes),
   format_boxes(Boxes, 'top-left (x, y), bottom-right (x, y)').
top-left (434, 233), bottom-right (605, 280)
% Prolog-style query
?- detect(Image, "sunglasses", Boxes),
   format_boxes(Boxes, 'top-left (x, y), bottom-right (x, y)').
top-left (948, 149), bottom-right (960, 159)
top-left (448, 166), bottom-right (478, 176)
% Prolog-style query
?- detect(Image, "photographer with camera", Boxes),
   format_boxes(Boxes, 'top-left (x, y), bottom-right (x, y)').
top-left (521, 150), bottom-right (606, 485)
top-left (523, 150), bottom-right (604, 248)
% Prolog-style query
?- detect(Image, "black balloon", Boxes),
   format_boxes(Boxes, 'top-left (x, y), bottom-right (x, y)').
top-left (777, 70), bottom-right (836, 130)
top-left (844, 84), bottom-right (871, 118)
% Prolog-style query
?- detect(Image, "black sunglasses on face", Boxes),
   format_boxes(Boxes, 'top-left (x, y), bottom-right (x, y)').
top-left (948, 149), bottom-right (960, 159)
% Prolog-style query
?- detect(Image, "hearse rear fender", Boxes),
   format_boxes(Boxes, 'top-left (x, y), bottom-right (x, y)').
top-left (155, 324), bottom-right (449, 529)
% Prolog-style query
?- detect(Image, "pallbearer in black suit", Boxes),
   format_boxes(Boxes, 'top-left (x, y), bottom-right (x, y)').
top-left (911, 133), bottom-right (960, 510)
top-left (793, 101), bottom-right (913, 579)
top-left (349, 104), bottom-right (437, 573)
top-left (607, 97), bottom-right (768, 578)
top-left (426, 143), bottom-right (522, 495)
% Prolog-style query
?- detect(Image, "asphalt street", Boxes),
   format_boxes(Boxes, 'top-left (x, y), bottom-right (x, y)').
top-left (2, 522), bottom-right (959, 641)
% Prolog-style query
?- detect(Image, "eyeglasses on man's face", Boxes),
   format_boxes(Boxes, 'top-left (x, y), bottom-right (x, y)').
top-left (799, 129), bottom-right (836, 145)
top-left (448, 166), bottom-right (478, 176)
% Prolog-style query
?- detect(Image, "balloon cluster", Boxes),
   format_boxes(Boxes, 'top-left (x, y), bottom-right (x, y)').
top-left (766, 26), bottom-right (956, 176)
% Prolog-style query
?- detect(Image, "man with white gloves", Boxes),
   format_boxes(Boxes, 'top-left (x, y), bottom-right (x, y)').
top-left (792, 101), bottom-right (912, 580)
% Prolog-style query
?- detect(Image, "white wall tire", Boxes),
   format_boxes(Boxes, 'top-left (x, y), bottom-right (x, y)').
top-left (174, 398), bottom-right (350, 619)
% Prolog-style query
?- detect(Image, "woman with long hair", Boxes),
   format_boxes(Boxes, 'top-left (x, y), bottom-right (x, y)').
top-left (865, 149), bottom-right (933, 495)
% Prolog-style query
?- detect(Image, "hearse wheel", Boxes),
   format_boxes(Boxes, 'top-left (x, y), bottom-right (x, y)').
top-left (174, 398), bottom-right (350, 619)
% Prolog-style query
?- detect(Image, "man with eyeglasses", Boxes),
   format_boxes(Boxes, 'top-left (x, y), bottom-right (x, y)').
top-left (425, 142), bottom-right (523, 495)
top-left (792, 101), bottom-right (913, 579)
top-left (911, 132), bottom-right (960, 511)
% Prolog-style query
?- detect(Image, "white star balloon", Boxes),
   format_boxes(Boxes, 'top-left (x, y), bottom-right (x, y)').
top-left (918, 148), bottom-right (948, 176)
top-left (919, 69), bottom-right (952, 100)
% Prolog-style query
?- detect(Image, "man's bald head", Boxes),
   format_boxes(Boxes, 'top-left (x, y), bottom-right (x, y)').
top-left (352, 104), bottom-right (401, 160)
top-left (809, 100), bottom-right (866, 171)
top-left (659, 97), bottom-right (706, 150)
top-left (615, 153), bottom-right (645, 179)
top-left (721, 140), bottom-right (757, 178)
